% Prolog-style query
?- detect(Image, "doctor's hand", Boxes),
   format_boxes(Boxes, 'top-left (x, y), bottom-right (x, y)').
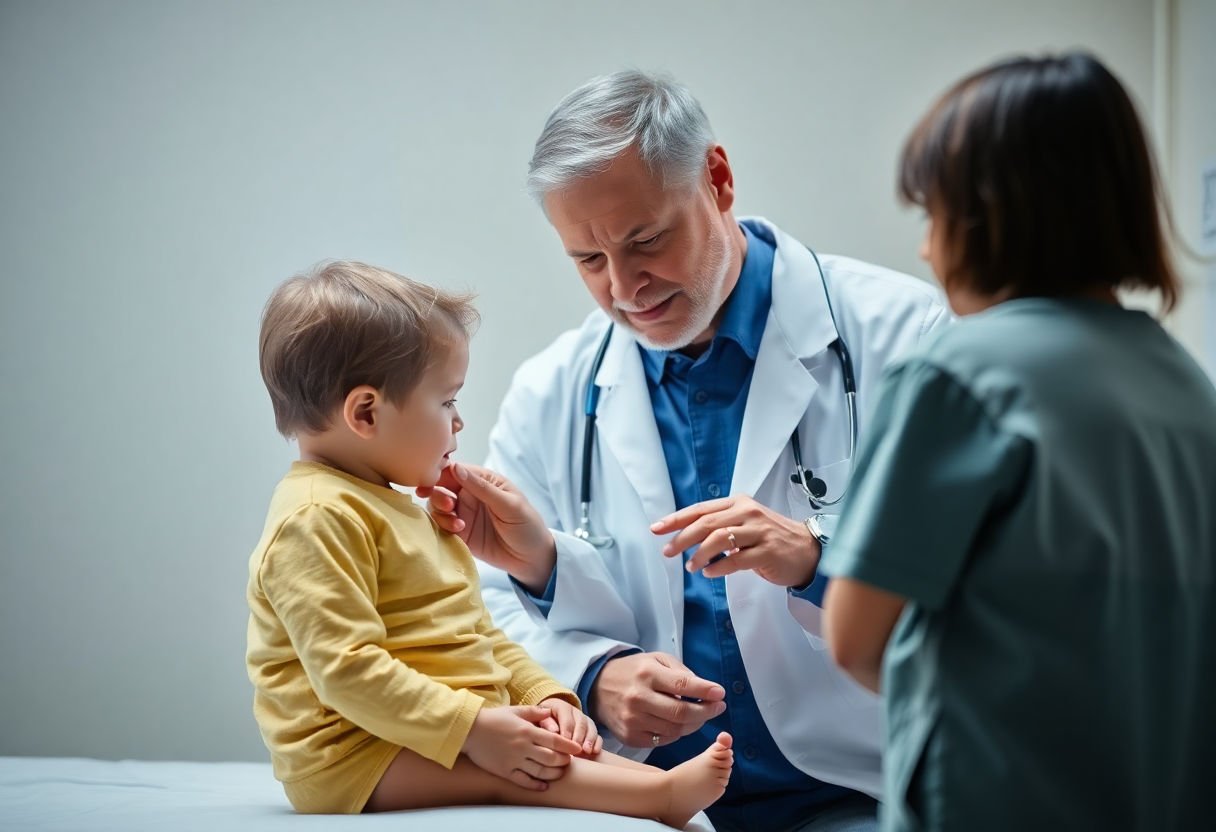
top-left (416, 463), bottom-right (556, 594)
top-left (591, 652), bottom-right (726, 749)
top-left (651, 496), bottom-right (821, 588)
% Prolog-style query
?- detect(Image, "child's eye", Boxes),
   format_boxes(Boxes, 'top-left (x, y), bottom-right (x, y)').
top-left (443, 399), bottom-right (458, 409)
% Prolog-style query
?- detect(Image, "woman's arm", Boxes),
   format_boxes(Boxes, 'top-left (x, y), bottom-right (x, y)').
top-left (823, 578), bottom-right (906, 693)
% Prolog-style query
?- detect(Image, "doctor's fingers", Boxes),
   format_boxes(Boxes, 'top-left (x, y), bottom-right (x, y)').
top-left (619, 714), bottom-right (703, 749)
top-left (647, 661), bottom-right (726, 704)
top-left (651, 498), bottom-right (734, 536)
top-left (452, 463), bottom-right (521, 501)
top-left (643, 695), bottom-right (727, 733)
top-left (451, 467), bottom-right (543, 524)
top-left (613, 685), bottom-right (722, 740)
top-left (632, 674), bottom-right (726, 726)
top-left (422, 487), bottom-right (458, 513)
top-left (426, 505), bottom-right (465, 534)
top-left (700, 549), bottom-right (762, 579)
top-left (659, 506), bottom-right (740, 557)
top-left (632, 700), bottom-right (725, 744)
top-left (685, 525), bottom-right (761, 573)
top-left (419, 485), bottom-right (464, 532)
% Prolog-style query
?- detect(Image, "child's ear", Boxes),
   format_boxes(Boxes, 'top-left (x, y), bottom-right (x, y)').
top-left (342, 386), bottom-right (380, 438)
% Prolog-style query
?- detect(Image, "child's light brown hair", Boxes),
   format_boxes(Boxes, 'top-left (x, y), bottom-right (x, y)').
top-left (259, 261), bottom-right (479, 437)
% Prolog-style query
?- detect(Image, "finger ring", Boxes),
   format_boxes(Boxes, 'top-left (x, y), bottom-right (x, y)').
top-left (651, 733), bottom-right (661, 746)
top-left (725, 529), bottom-right (740, 555)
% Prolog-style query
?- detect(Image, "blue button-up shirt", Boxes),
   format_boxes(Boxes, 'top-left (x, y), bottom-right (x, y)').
top-left (523, 224), bottom-right (855, 828)
top-left (635, 225), bottom-right (851, 828)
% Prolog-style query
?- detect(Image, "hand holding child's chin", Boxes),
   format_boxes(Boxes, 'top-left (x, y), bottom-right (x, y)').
top-left (417, 462), bottom-right (558, 592)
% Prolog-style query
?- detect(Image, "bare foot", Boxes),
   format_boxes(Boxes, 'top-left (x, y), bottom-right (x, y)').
top-left (660, 732), bottom-right (733, 829)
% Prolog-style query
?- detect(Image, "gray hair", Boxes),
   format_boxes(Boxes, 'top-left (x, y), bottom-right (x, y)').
top-left (527, 69), bottom-right (716, 205)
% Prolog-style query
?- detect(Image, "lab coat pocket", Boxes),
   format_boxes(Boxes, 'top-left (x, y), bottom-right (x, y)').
top-left (784, 456), bottom-right (852, 519)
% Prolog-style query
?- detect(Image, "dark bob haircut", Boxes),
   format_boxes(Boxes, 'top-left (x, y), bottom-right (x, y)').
top-left (899, 51), bottom-right (1179, 311)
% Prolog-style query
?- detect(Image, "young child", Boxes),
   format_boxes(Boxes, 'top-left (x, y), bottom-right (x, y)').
top-left (820, 53), bottom-right (1216, 830)
top-left (246, 260), bottom-right (732, 825)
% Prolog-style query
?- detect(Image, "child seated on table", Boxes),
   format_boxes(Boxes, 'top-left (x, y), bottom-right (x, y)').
top-left (246, 260), bottom-right (732, 825)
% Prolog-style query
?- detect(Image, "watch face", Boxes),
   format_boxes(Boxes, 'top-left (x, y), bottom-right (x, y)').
top-left (807, 513), bottom-right (839, 544)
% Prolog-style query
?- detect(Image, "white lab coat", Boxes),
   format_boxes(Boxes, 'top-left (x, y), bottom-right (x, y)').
top-left (480, 217), bottom-right (948, 798)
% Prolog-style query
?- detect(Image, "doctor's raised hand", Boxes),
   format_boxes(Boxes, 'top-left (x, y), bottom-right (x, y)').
top-left (417, 462), bottom-right (556, 596)
top-left (651, 495), bottom-right (821, 587)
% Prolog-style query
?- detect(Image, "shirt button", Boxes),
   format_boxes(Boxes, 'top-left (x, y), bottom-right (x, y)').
top-left (724, 618), bottom-right (734, 633)
top-left (732, 680), bottom-right (746, 695)
top-left (707, 483), bottom-right (721, 497)
top-left (694, 390), bottom-right (709, 404)
top-left (743, 746), bottom-right (758, 761)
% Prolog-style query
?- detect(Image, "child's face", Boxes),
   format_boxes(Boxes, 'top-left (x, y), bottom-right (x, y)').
top-left (374, 338), bottom-right (468, 489)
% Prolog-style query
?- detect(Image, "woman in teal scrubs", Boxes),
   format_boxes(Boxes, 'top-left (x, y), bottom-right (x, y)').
top-left (820, 52), bottom-right (1216, 831)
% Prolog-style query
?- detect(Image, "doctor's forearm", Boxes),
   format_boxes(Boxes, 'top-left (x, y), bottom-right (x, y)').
top-left (511, 538), bottom-right (557, 597)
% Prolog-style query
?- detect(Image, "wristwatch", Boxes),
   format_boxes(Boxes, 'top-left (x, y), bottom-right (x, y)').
top-left (803, 514), bottom-right (831, 547)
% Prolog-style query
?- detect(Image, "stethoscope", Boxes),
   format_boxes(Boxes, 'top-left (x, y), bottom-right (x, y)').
top-left (574, 247), bottom-right (858, 549)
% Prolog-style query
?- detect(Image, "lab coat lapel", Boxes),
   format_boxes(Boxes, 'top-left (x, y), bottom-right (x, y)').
top-left (593, 324), bottom-right (685, 631)
top-left (733, 317), bottom-right (818, 498)
top-left (732, 218), bottom-right (838, 497)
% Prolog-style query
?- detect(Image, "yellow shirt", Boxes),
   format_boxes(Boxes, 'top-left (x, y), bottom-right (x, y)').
top-left (246, 461), bottom-right (576, 784)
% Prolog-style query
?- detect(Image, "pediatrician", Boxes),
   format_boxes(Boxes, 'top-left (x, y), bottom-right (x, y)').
top-left (423, 70), bottom-right (947, 832)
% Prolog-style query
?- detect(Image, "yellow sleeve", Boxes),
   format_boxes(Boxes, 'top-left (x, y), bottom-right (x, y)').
top-left (476, 606), bottom-right (579, 710)
top-left (258, 503), bottom-right (483, 768)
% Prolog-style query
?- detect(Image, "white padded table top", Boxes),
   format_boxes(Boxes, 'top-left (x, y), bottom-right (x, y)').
top-left (0, 757), bottom-right (715, 831)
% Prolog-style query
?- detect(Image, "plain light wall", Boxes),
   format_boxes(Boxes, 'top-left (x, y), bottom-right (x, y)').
top-left (1167, 0), bottom-right (1216, 367)
top-left (0, 0), bottom-right (1203, 763)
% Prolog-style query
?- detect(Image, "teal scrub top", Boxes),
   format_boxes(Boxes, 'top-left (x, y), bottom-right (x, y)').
top-left (821, 298), bottom-right (1216, 831)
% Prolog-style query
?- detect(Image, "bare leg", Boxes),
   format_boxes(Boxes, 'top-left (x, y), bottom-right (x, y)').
top-left (366, 732), bottom-right (733, 829)
top-left (582, 749), bottom-right (659, 773)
